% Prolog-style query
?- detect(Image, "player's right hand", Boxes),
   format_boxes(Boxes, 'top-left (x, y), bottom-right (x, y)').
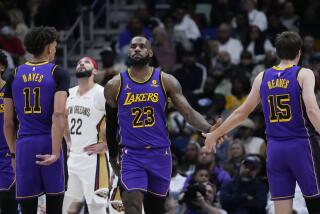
top-left (35, 154), bottom-right (59, 165)
top-left (109, 157), bottom-right (119, 176)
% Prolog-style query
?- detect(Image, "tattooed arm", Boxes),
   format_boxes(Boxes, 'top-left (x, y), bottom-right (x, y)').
top-left (162, 72), bottom-right (212, 133)
top-left (104, 74), bottom-right (121, 175)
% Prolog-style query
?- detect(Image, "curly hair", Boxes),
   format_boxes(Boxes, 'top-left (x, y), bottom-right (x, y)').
top-left (24, 26), bottom-right (57, 56)
top-left (0, 50), bottom-right (8, 69)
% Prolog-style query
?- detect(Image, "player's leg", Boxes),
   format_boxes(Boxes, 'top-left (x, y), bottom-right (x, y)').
top-left (292, 138), bottom-right (320, 213)
top-left (145, 147), bottom-right (171, 214)
top-left (0, 186), bottom-right (18, 214)
top-left (46, 194), bottom-right (64, 214)
top-left (20, 198), bottom-right (38, 214)
top-left (274, 200), bottom-right (293, 214)
top-left (266, 141), bottom-right (295, 213)
top-left (63, 171), bottom-right (84, 214)
top-left (120, 148), bottom-right (148, 214)
top-left (143, 193), bottom-right (166, 214)
top-left (122, 191), bottom-right (144, 214)
top-left (305, 197), bottom-right (320, 213)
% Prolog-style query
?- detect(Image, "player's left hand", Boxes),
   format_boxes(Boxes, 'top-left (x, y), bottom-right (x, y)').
top-left (35, 154), bottom-right (59, 165)
top-left (207, 118), bottom-right (224, 145)
top-left (202, 132), bottom-right (219, 153)
top-left (84, 143), bottom-right (108, 155)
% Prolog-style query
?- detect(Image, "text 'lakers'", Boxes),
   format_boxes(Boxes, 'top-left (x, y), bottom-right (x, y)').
top-left (124, 92), bottom-right (159, 105)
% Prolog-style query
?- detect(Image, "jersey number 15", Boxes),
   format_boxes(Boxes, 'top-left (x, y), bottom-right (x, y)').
top-left (268, 94), bottom-right (292, 123)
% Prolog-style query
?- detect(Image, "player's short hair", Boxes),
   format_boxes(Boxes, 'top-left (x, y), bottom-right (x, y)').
top-left (24, 26), bottom-right (57, 56)
top-left (275, 31), bottom-right (302, 60)
top-left (0, 50), bottom-right (8, 69)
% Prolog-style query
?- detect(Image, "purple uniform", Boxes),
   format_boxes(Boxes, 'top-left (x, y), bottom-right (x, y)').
top-left (260, 65), bottom-right (320, 200)
top-left (117, 68), bottom-right (171, 196)
top-left (0, 83), bottom-right (15, 192)
top-left (5, 61), bottom-right (69, 199)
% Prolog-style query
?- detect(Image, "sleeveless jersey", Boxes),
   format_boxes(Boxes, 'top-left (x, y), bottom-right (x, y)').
top-left (260, 65), bottom-right (316, 140)
top-left (67, 84), bottom-right (105, 154)
top-left (117, 67), bottom-right (170, 149)
top-left (0, 82), bottom-right (9, 152)
top-left (11, 62), bottom-right (57, 137)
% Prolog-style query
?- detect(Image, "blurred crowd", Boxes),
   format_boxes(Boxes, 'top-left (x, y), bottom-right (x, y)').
top-left (2, 0), bottom-right (320, 213)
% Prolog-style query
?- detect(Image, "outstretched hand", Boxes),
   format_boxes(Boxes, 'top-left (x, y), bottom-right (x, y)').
top-left (202, 118), bottom-right (224, 153)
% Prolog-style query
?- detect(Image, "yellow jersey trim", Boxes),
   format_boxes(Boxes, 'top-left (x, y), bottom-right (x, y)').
top-left (127, 67), bottom-right (154, 84)
top-left (51, 65), bottom-right (58, 75)
top-left (272, 64), bottom-right (294, 70)
top-left (25, 61), bottom-right (49, 66)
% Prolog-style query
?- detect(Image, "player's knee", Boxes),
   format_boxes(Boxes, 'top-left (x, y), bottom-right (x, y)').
top-left (122, 191), bottom-right (144, 214)
top-left (305, 197), bottom-right (320, 214)
top-left (67, 201), bottom-right (82, 214)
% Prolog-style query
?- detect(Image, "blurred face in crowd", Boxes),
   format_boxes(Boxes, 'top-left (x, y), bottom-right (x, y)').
top-left (238, 127), bottom-right (253, 139)
top-left (194, 169), bottom-right (209, 183)
top-left (198, 147), bottom-right (214, 165)
top-left (249, 26), bottom-right (261, 41)
top-left (230, 142), bottom-right (245, 159)
top-left (153, 27), bottom-right (167, 45)
top-left (283, 2), bottom-right (295, 17)
top-left (243, 0), bottom-right (255, 12)
top-left (175, 8), bottom-right (185, 23)
top-left (129, 17), bottom-right (143, 36)
top-left (185, 143), bottom-right (199, 162)
top-left (304, 36), bottom-right (315, 52)
top-left (128, 36), bottom-right (153, 67)
top-left (205, 184), bottom-right (216, 204)
top-left (218, 24), bottom-right (230, 43)
top-left (217, 51), bottom-right (231, 66)
top-left (240, 158), bottom-right (260, 182)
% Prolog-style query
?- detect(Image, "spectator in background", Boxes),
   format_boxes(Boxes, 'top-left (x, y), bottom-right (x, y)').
top-left (220, 155), bottom-right (268, 214)
top-left (0, 26), bottom-right (25, 62)
top-left (232, 50), bottom-right (255, 78)
top-left (95, 46), bottom-right (126, 86)
top-left (136, 5), bottom-right (164, 30)
top-left (9, 9), bottom-right (29, 43)
top-left (174, 7), bottom-right (201, 43)
top-left (174, 50), bottom-right (207, 95)
top-left (152, 26), bottom-right (176, 73)
top-left (251, 50), bottom-right (278, 83)
top-left (243, 0), bottom-right (268, 32)
top-left (266, 14), bottom-right (288, 46)
top-left (180, 141), bottom-right (200, 176)
top-left (280, 1), bottom-right (300, 32)
top-left (117, 17), bottom-right (152, 61)
top-left (235, 118), bottom-right (266, 157)
top-left (164, 197), bottom-right (178, 214)
top-left (223, 141), bottom-right (246, 178)
top-left (232, 13), bottom-right (250, 44)
top-left (170, 155), bottom-right (187, 199)
top-left (181, 182), bottom-right (227, 214)
top-left (245, 25), bottom-right (275, 63)
top-left (301, 34), bottom-right (318, 67)
top-left (217, 23), bottom-right (243, 65)
top-left (197, 146), bottom-right (231, 191)
top-left (225, 76), bottom-right (250, 111)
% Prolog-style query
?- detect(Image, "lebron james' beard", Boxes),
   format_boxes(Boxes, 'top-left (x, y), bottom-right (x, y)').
top-left (127, 55), bottom-right (150, 68)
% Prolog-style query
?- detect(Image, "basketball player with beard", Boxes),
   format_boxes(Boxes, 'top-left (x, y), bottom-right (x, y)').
top-left (63, 57), bottom-right (109, 214)
top-left (104, 36), bottom-right (222, 214)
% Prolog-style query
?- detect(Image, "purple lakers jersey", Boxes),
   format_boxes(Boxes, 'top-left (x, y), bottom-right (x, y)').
top-left (11, 62), bottom-right (57, 137)
top-left (117, 67), bottom-right (170, 148)
top-left (0, 82), bottom-right (8, 152)
top-left (260, 65), bottom-right (316, 140)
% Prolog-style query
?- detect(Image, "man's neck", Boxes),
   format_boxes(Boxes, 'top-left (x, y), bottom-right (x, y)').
top-left (277, 59), bottom-right (298, 68)
top-left (129, 66), bottom-right (152, 82)
top-left (31, 55), bottom-right (49, 63)
top-left (77, 78), bottom-right (95, 95)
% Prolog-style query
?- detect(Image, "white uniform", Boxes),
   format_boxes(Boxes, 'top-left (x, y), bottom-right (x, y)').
top-left (65, 84), bottom-right (109, 207)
